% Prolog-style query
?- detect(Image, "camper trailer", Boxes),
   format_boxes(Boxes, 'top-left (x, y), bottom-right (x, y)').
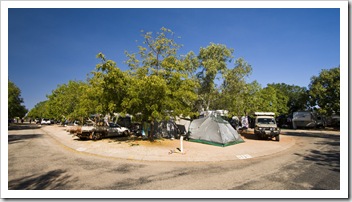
top-left (292, 111), bottom-right (317, 129)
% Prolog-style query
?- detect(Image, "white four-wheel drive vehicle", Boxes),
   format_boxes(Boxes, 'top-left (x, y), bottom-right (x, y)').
top-left (253, 112), bottom-right (280, 141)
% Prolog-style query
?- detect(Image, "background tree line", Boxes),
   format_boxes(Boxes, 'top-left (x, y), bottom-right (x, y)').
top-left (13, 27), bottom-right (339, 125)
top-left (8, 80), bottom-right (28, 122)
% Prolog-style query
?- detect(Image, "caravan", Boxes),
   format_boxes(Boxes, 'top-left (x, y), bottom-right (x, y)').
top-left (292, 111), bottom-right (317, 129)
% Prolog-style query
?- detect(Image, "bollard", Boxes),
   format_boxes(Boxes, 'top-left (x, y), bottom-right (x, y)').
top-left (180, 135), bottom-right (184, 153)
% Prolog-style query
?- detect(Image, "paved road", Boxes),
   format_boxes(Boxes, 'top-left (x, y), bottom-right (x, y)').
top-left (7, 125), bottom-right (340, 195)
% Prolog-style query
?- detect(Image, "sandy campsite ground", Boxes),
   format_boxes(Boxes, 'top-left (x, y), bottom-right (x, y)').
top-left (38, 124), bottom-right (299, 162)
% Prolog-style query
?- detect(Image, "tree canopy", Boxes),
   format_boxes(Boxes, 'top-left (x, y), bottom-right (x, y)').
top-left (123, 27), bottom-right (199, 122)
top-left (27, 101), bottom-right (48, 119)
top-left (8, 80), bottom-right (28, 119)
top-left (45, 80), bottom-right (88, 121)
top-left (27, 27), bottom-right (340, 126)
top-left (309, 67), bottom-right (340, 115)
top-left (267, 83), bottom-right (309, 114)
top-left (196, 43), bottom-right (234, 111)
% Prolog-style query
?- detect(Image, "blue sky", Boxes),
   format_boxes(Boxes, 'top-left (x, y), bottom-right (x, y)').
top-left (8, 8), bottom-right (340, 111)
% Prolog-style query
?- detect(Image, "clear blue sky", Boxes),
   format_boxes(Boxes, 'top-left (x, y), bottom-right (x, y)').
top-left (8, 8), bottom-right (340, 111)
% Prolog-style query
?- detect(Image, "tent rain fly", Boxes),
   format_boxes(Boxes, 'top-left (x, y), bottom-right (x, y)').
top-left (188, 113), bottom-right (244, 147)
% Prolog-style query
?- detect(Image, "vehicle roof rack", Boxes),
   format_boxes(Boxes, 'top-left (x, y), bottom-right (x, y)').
top-left (254, 112), bottom-right (275, 116)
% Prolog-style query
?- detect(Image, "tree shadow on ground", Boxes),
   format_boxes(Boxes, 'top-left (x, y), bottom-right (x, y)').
top-left (282, 131), bottom-right (340, 139)
top-left (73, 135), bottom-right (165, 144)
top-left (8, 134), bottom-right (43, 144)
top-left (240, 133), bottom-right (259, 140)
top-left (240, 131), bottom-right (275, 141)
top-left (8, 124), bottom-right (41, 130)
top-left (315, 140), bottom-right (340, 147)
top-left (239, 130), bottom-right (257, 140)
top-left (73, 135), bottom-right (136, 142)
top-left (294, 140), bottom-right (340, 173)
top-left (109, 163), bottom-right (147, 174)
top-left (8, 169), bottom-right (75, 190)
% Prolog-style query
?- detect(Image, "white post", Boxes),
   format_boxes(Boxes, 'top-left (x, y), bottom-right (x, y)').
top-left (180, 135), bottom-right (184, 153)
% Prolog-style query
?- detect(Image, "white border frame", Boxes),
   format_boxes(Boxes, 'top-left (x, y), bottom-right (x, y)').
top-left (1, 0), bottom-right (348, 199)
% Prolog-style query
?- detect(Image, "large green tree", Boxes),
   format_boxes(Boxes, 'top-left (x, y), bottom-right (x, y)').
top-left (123, 27), bottom-right (198, 118)
top-left (27, 100), bottom-right (48, 120)
top-left (256, 85), bottom-right (279, 114)
top-left (122, 75), bottom-right (169, 121)
top-left (196, 43), bottom-right (234, 111)
top-left (268, 83), bottom-right (309, 115)
top-left (123, 27), bottom-right (199, 139)
top-left (89, 53), bottom-right (130, 116)
top-left (219, 58), bottom-right (253, 116)
top-left (309, 67), bottom-right (340, 115)
top-left (45, 80), bottom-right (89, 122)
top-left (240, 81), bottom-right (262, 116)
top-left (8, 80), bottom-right (27, 120)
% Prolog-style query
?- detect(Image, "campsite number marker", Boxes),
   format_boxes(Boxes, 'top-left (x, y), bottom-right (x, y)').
top-left (236, 154), bottom-right (252, 159)
top-left (76, 147), bottom-right (86, 152)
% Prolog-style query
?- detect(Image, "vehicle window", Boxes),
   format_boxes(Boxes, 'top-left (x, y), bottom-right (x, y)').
top-left (109, 123), bottom-right (120, 128)
top-left (257, 118), bottom-right (275, 124)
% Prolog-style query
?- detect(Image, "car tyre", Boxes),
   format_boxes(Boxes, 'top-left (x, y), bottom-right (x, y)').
top-left (92, 133), bottom-right (101, 140)
top-left (275, 135), bottom-right (280, 141)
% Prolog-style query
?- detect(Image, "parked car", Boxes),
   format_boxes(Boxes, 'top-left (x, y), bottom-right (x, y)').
top-left (74, 121), bottom-right (130, 140)
top-left (41, 118), bottom-right (51, 125)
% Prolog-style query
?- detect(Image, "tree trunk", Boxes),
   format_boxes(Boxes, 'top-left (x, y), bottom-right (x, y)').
top-left (148, 120), bottom-right (155, 142)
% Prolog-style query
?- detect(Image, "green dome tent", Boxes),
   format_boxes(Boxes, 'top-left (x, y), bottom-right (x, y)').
top-left (188, 113), bottom-right (244, 147)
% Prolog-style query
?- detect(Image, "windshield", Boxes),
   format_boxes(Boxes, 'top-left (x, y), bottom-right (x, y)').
top-left (257, 118), bottom-right (276, 125)
top-left (109, 122), bottom-right (121, 128)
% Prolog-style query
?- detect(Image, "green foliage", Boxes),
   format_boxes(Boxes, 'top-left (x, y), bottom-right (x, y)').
top-left (8, 80), bottom-right (28, 119)
top-left (27, 101), bottom-right (48, 119)
top-left (196, 43), bottom-right (235, 110)
top-left (45, 80), bottom-right (88, 121)
top-left (256, 86), bottom-right (279, 114)
top-left (90, 53), bottom-right (130, 115)
top-left (125, 27), bottom-right (182, 76)
top-left (309, 67), bottom-right (340, 115)
top-left (268, 83), bottom-right (309, 115)
top-left (28, 27), bottom-right (339, 129)
top-left (219, 58), bottom-right (253, 115)
top-left (75, 82), bottom-right (100, 120)
top-left (122, 75), bottom-right (169, 121)
top-left (240, 81), bottom-right (262, 115)
top-left (123, 27), bottom-right (199, 123)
